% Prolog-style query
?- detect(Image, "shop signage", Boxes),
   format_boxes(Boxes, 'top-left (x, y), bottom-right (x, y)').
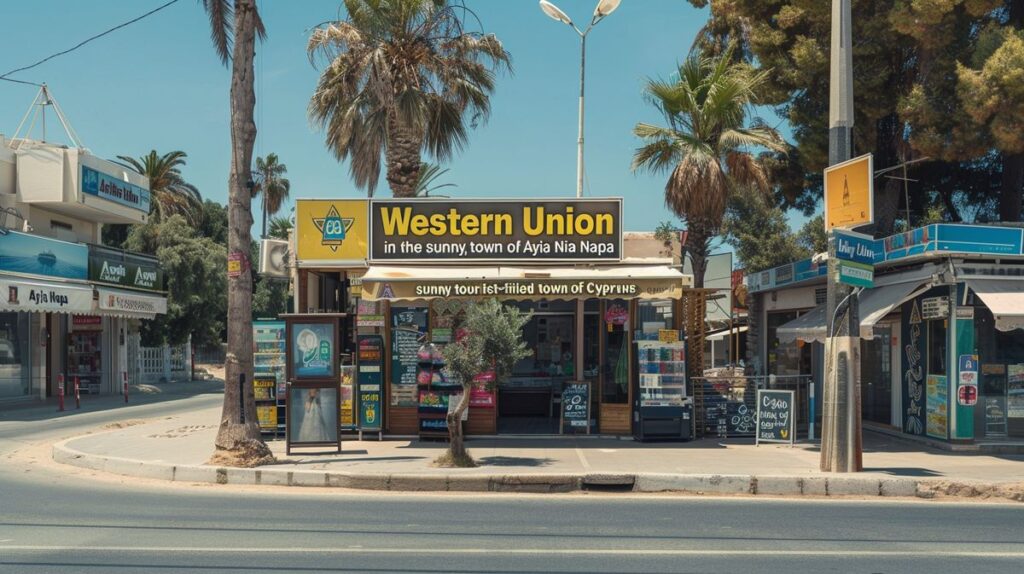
top-left (824, 153), bottom-right (873, 230)
top-left (658, 329), bottom-right (679, 343)
top-left (561, 382), bottom-right (590, 432)
top-left (957, 385), bottom-right (978, 407)
top-left (357, 335), bottom-right (384, 431)
top-left (369, 199), bottom-right (622, 263)
top-left (921, 297), bottom-right (949, 320)
top-left (97, 288), bottom-right (168, 315)
top-left (72, 315), bottom-right (102, 330)
top-left (296, 199), bottom-right (370, 265)
top-left (365, 277), bottom-right (682, 302)
top-left (0, 279), bottom-right (92, 313)
top-left (755, 389), bottom-right (795, 445)
top-left (88, 245), bottom-right (163, 291)
top-left (289, 321), bottom-right (337, 380)
top-left (81, 165), bottom-right (151, 213)
top-left (0, 230), bottom-right (88, 280)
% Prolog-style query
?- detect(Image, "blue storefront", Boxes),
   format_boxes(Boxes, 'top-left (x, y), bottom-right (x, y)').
top-left (747, 223), bottom-right (1024, 444)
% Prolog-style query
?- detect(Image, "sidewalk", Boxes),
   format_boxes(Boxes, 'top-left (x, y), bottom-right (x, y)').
top-left (52, 405), bottom-right (1024, 500)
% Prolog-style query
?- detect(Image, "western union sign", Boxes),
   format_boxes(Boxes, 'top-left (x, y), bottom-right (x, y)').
top-left (369, 199), bottom-right (622, 263)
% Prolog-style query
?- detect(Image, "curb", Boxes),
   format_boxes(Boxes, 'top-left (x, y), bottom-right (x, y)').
top-left (51, 439), bottom-right (1022, 500)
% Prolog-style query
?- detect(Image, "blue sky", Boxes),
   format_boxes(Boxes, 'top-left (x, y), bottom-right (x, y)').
top-left (0, 0), bottom-right (812, 236)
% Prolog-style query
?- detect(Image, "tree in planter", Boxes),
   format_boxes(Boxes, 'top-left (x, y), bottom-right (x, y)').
top-left (440, 299), bottom-right (530, 466)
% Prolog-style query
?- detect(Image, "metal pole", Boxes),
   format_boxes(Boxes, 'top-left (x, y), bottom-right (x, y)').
top-left (576, 33), bottom-right (586, 198)
top-left (822, 0), bottom-right (863, 473)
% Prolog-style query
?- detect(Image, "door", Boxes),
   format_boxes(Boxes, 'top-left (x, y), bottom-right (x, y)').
top-left (861, 324), bottom-right (893, 425)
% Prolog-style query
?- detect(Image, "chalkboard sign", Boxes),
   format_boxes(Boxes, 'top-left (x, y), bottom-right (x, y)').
top-left (391, 307), bottom-right (427, 407)
top-left (561, 382), bottom-right (590, 434)
top-left (755, 389), bottom-right (795, 445)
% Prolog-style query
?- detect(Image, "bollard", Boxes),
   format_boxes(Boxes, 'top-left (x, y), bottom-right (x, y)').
top-left (238, 373), bottom-right (246, 424)
top-left (74, 376), bottom-right (80, 409)
top-left (123, 371), bottom-right (129, 403)
top-left (809, 381), bottom-right (816, 441)
top-left (57, 374), bottom-right (65, 412)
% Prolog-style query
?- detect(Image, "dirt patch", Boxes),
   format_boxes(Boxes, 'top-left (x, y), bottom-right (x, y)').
top-left (208, 438), bottom-right (276, 468)
top-left (102, 420), bottom-right (148, 430)
top-left (433, 451), bottom-right (477, 468)
top-left (917, 480), bottom-right (1024, 502)
top-left (195, 363), bottom-right (226, 382)
top-left (148, 424), bottom-right (216, 439)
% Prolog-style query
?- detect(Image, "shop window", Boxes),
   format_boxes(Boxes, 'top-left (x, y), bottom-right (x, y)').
top-left (636, 300), bottom-right (674, 341)
top-left (602, 300), bottom-right (629, 404)
top-left (583, 310), bottom-right (599, 382)
top-left (766, 311), bottom-right (811, 377)
top-left (974, 304), bottom-right (1024, 438)
top-left (0, 313), bottom-right (31, 399)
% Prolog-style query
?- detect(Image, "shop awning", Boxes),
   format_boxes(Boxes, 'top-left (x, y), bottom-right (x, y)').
top-left (966, 278), bottom-right (1024, 331)
top-left (0, 276), bottom-right (94, 315)
top-left (777, 277), bottom-right (932, 343)
top-left (360, 265), bottom-right (692, 301)
top-left (96, 287), bottom-right (167, 319)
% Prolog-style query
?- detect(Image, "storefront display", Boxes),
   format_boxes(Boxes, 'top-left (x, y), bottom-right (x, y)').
top-left (253, 320), bottom-right (286, 435)
top-left (68, 316), bottom-right (102, 394)
top-left (417, 343), bottom-right (458, 438)
top-left (634, 341), bottom-right (691, 441)
top-left (357, 335), bottom-right (383, 432)
top-left (0, 312), bottom-right (31, 399)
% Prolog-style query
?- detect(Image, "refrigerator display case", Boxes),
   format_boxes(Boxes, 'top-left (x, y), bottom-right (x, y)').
top-left (633, 341), bottom-right (692, 441)
top-left (253, 320), bottom-right (286, 435)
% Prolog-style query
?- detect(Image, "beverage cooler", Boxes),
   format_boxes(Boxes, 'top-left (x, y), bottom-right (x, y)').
top-left (633, 341), bottom-right (692, 441)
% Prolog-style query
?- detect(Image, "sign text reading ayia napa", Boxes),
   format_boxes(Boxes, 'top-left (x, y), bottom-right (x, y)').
top-left (379, 206), bottom-right (615, 237)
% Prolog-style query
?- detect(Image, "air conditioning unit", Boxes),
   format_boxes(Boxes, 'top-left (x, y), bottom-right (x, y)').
top-left (259, 238), bottom-right (290, 278)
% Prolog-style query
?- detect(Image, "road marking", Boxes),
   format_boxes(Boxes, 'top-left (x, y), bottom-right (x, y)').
top-left (574, 447), bottom-right (592, 471)
top-left (0, 546), bottom-right (1022, 558)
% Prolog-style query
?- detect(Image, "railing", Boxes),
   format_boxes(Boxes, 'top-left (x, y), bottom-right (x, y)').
top-left (128, 334), bottom-right (192, 384)
top-left (692, 374), bottom-right (814, 439)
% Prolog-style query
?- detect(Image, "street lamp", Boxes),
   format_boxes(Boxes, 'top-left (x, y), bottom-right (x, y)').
top-left (539, 0), bottom-right (621, 198)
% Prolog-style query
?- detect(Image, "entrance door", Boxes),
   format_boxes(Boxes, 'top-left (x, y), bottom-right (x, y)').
top-left (861, 325), bottom-right (893, 425)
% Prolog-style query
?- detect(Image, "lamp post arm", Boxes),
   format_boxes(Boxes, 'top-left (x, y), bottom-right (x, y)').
top-left (576, 31), bottom-right (586, 198)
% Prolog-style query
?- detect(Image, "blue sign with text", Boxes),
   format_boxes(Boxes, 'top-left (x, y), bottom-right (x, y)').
top-left (81, 165), bottom-right (151, 213)
top-left (835, 231), bottom-right (878, 265)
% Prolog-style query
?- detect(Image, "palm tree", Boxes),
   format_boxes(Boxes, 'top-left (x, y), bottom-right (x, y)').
top-left (267, 215), bottom-right (292, 240)
top-left (253, 153), bottom-right (290, 238)
top-left (116, 150), bottom-right (202, 225)
top-left (307, 0), bottom-right (511, 197)
top-left (414, 162), bottom-right (456, 197)
top-left (201, 0), bottom-right (272, 464)
top-left (632, 45), bottom-right (786, 287)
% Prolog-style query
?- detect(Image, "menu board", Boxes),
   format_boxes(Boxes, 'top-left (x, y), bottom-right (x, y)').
top-left (561, 382), bottom-right (590, 433)
top-left (391, 307), bottom-right (427, 407)
top-left (755, 389), bottom-right (794, 444)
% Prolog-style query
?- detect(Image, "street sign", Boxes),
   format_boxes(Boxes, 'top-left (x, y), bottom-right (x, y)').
top-left (921, 297), bottom-right (949, 320)
top-left (834, 229), bottom-right (876, 288)
top-left (824, 153), bottom-right (874, 230)
top-left (958, 384), bottom-right (978, 406)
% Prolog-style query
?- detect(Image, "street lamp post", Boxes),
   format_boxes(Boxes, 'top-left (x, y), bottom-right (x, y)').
top-left (539, 0), bottom-right (621, 198)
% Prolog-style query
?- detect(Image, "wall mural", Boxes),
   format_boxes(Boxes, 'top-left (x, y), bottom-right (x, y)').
top-left (904, 300), bottom-right (924, 435)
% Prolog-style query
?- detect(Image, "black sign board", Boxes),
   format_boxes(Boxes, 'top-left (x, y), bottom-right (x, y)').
top-left (561, 382), bottom-right (591, 434)
top-left (357, 335), bottom-right (384, 431)
top-left (369, 199), bottom-right (622, 263)
top-left (88, 244), bottom-right (163, 291)
top-left (755, 389), bottom-right (795, 445)
top-left (390, 307), bottom-right (427, 407)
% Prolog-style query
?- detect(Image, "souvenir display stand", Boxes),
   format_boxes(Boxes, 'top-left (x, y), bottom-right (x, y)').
top-left (633, 340), bottom-right (693, 441)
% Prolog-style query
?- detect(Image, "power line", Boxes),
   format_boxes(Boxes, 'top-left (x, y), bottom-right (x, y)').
top-left (0, 0), bottom-right (180, 81)
top-left (0, 76), bottom-right (42, 87)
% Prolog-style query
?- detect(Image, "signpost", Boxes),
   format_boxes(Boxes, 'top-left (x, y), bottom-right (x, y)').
top-left (824, 154), bottom-right (874, 231)
top-left (834, 229), bottom-right (876, 288)
top-left (756, 389), bottom-right (796, 446)
top-left (561, 382), bottom-right (591, 434)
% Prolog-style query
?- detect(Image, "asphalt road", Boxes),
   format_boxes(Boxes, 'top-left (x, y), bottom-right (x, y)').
top-left (1, 386), bottom-right (1023, 574)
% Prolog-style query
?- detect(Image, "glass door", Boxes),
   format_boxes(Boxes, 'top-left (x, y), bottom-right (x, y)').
top-left (861, 325), bottom-right (893, 425)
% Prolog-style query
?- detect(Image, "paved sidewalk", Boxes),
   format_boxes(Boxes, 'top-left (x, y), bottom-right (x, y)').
top-left (52, 406), bottom-right (1024, 499)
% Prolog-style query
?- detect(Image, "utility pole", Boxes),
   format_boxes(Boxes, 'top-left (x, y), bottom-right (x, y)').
top-left (821, 0), bottom-right (863, 472)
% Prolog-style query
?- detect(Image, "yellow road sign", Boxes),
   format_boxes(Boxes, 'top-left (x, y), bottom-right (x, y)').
top-left (824, 153), bottom-right (873, 230)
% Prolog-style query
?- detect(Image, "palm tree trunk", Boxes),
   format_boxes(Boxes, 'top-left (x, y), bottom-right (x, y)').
top-left (686, 224), bottom-right (711, 289)
top-left (215, 0), bottom-right (269, 461)
top-left (385, 109), bottom-right (422, 197)
top-left (261, 199), bottom-right (268, 239)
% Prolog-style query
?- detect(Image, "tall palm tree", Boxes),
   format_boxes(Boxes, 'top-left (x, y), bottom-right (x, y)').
top-left (307, 0), bottom-right (511, 197)
top-left (414, 162), bottom-right (456, 197)
top-left (267, 215), bottom-right (292, 240)
top-left (253, 153), bottom-right (291, 238)
top-left (116, 150), bottom-right (202, 225)
top-left (632, 45), bottom-right (786, 287)
top-left (201, 0), bottom-right (272, 463)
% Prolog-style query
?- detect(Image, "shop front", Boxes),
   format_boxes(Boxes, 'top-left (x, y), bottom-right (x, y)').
top-left (747, 223), bottom-right (1024, 445)
top-left (289, 198), bottom-right (693, 437)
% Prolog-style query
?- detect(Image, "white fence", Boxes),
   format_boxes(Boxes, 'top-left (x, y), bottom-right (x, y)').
top-left (128, 334), bottom-right (193, 385)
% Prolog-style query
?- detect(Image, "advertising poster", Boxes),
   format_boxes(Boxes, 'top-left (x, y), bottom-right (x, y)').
top-left (926, 375), bottom-right (948, 439)
top-left (1007, 364), bottom-right (1024, 418)
top-left (340, 366), bottom-right (355, 428)
top-left (357, 335), bottom-right (384, 430)
top-left (288, 387), bottom-right (339, 444)
top-left (256, 405), bottom-right (277, 431)
top-left (290, 322), bottom-right (336, 379)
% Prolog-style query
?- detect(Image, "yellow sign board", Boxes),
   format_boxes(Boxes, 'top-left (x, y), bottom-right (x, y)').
top-left (824, 153), bottom-right (873, 230)
top-left (296, 199), bottom-right (369, 266)
top-left (658, 329), bottom-right (679, 343)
